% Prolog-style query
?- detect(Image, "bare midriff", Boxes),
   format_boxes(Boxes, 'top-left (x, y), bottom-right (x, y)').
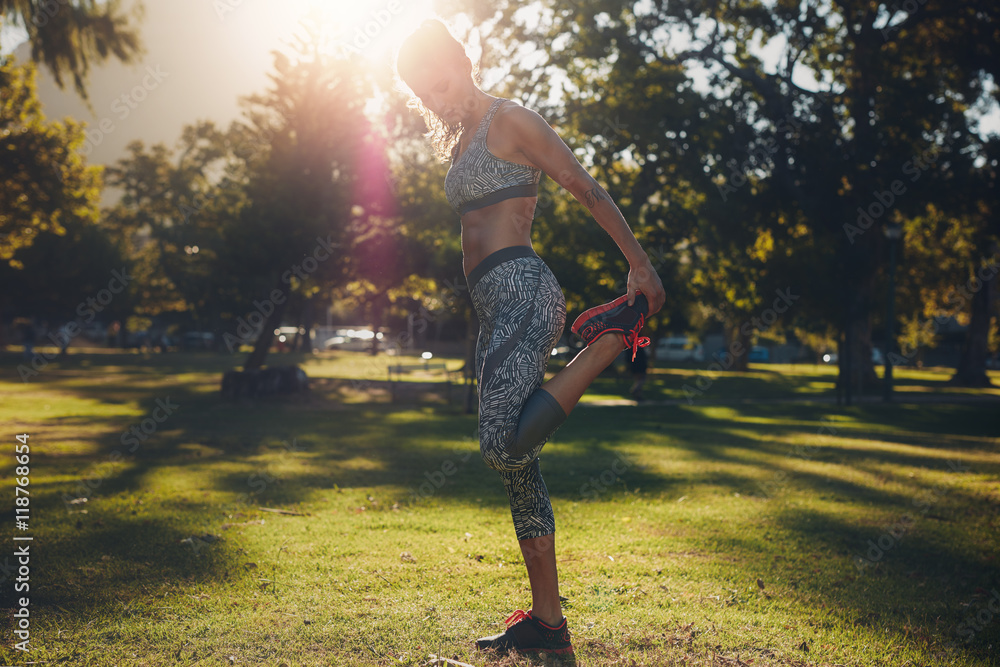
top-left (461, 195), bottom-right (539, 277)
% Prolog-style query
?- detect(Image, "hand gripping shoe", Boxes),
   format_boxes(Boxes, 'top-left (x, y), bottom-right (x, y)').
top-left (571, 290), bottom-right (651, 362)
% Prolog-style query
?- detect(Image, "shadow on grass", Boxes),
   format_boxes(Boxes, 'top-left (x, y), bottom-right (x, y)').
top-left (28, 513), bottom-right (247, 610)
top-left (5, 351), bottom-right (999, 663)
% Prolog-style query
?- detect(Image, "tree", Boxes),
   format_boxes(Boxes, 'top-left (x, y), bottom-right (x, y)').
top-left (0, 0), bottom-right (143, 100)
top-left (0, 204), bottom-right (127, 328)
top-left (448, 0), bottom-right (998, 401)
top-left (0, 55), bottom-right (103, 268)
top-left (103, 122), bottom-right (238, 334)
top-left (949, 138), bottom-right (999, 386)
top-left (232, 38), bottom-right (368, 370)
top-left (441, 1), bottom-right (817, 373)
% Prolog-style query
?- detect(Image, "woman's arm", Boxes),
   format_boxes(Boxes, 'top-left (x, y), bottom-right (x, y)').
top-left (499, 104), bottom-right (666, 314)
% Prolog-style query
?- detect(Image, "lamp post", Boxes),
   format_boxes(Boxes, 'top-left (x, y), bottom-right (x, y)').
top-left (883, 223), bottom-right (903, 402)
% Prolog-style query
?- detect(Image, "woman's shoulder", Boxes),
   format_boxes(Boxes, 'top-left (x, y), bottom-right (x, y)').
top-left (492, 98), bottom-right (548, 135)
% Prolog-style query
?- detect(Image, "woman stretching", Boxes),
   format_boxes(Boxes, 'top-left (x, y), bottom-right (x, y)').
top-left (396, 19), bottom-right (666, 660)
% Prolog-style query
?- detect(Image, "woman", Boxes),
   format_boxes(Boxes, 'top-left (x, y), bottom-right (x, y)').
top-left (396, 19), bottom-right (666, 659)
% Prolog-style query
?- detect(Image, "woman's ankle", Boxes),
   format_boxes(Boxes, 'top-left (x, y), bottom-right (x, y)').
top-left (531, 607), bottom-right (564, 628)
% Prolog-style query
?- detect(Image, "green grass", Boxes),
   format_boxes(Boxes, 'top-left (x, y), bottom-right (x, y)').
top-left (1, 349), bottom-right (998, 666)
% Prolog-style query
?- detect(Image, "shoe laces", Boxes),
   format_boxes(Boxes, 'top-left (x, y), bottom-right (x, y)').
top-left (505, 609), bottom-right (532, 628)
top-left (624, 315), bottom-right (651, 362)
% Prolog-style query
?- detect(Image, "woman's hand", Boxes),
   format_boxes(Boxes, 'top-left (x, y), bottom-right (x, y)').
top-left (627, 255), bottom-right (666, 315)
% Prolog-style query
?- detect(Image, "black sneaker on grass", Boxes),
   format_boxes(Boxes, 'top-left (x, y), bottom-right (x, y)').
top-left (570, 291), bottom-right (651, 362)
top-left (475, 609), bottom-right (575, 662)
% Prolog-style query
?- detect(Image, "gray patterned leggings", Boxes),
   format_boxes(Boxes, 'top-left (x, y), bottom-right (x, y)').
top-left (468, 246), bottom-right (568, 540)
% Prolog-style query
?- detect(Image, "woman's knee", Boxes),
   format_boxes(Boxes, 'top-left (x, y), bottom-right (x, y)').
top-left (506, 388), bottom-right (566, 459)
top-left (479, 431), bottom-right (528, 473)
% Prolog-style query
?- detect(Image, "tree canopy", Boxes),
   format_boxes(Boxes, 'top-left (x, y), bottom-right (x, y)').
top-left (1, 0), bottom-right (143, 100)
top-left (2, 2), bottom-right (996, 389)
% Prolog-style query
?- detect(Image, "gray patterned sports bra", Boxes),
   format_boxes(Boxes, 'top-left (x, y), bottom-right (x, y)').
top-left (444, 97), bottom-right (542, 216)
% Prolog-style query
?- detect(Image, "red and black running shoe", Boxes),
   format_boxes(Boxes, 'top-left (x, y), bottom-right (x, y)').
top-left (475, 609), bottom-right (575, 662)
top-left (571, 290), bottom-right (651, 362)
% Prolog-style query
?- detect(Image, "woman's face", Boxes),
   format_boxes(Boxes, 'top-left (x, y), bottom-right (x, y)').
top-left (404, 57), bottom-right (476, 125)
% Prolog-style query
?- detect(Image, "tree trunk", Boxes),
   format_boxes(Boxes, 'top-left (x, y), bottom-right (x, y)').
top-left (950, 264), bottom-right (996, 387)
top-left (848, 302), bottom-right (878, 396)
top-left (300, 297), bottom-right (315, 354)
top-left (119, 319), bottom-right (130, 350)
top-left (724, 320), bottom-right (750, 372)
top-left (370, 292), bottom-right (388, 356)
top-left (837, 26), bottom-right (881, 404)
top-left (244, 285), bottom-right (291, 370)
top-left (840, 267), bottom-right (879, 402)
top-left (836, 324), bottom-right (846, 405)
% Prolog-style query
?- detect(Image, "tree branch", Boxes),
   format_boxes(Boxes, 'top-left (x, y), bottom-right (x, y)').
top-left (880, 9), bottom-right (954, 44)
top-left (831, 0), bottom-right (857, 40)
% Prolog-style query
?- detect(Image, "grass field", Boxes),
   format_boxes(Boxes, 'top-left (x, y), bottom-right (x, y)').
top-left (1, 348), bottom-right (999, 666)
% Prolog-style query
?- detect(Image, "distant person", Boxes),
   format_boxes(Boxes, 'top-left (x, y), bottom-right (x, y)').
top-left (628, 345), bottom-right (648, 401)
top-left (397, 19), bottom-right (666, 659)
top-left (107, 321), bottom-right (121, 348)
top-left (21, 322), bottom-right (36, 360)
top-left (57, 322), bottom-right (72, 357)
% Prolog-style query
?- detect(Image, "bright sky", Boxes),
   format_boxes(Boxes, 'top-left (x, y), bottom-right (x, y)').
top-left (2, 0), bottom-right (995, 174)
top-left (2, 0), bottom-right (449, 169)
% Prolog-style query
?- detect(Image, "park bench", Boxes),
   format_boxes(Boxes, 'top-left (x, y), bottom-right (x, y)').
top-left (387, 360), bottom-right (460, 404)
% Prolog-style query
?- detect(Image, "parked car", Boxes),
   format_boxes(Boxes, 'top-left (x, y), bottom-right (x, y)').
top-left (274, 326), bottom-right (305, 343)
top-left (821, 349), bottom-right (885, 364)
top-left (550, 334), bottom-right (576, 358)
top-left (654, 336), bottom-right (705, 363)
top-left (748, 345), bottom-right (770, 363)
top-left (324, 328), bottom-right (384, 351)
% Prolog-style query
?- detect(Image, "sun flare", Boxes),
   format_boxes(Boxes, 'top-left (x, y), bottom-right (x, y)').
top-left (298, 0), bottom-right (439, 62)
